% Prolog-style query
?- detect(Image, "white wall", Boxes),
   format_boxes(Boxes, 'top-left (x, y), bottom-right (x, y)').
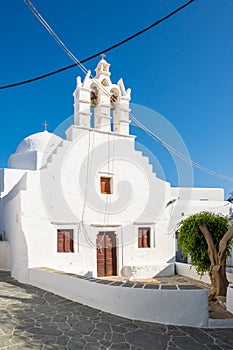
top-left (0, 168), bottom-right (26, 197)
top-left (176, 262), bottom-right (211, 284)
top-left (171, 187), bottom-right (224, 201)
top-left (14, 128), bottom-right (175, 278)
top-left (2, 175), bottom-right (29, 283)
top-left (3, 126), bottom-right (232, 281)
top-left (227, 287), bottom-right (233, 314)
top-left (29, 268), bottom-right (209, 328)
top-left (176, 262), bottom-right (233, 284)
top-left (0, 242), bottom-right (10, 271)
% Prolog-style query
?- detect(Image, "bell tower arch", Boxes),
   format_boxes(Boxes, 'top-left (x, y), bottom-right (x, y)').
top-left (72, 56), bottom-right (131, 135)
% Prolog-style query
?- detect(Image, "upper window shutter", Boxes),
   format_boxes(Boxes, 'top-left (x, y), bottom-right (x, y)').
top-left (100, 178), bottom-right (106, 193)
top-left (105, 178), bottom-right (110, 193)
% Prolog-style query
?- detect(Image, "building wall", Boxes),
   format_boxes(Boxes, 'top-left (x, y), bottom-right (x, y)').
top-left (1, 174), bottom-right (29, 282)
top-left (0, 242), bottom-right (10, 271)
top-left (1, 127), bottom-right (232, 281)
top-left (2, 127), bottom-right (176, 279)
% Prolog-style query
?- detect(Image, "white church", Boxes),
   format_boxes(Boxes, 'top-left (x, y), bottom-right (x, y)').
top-left (0, 57), bottom-right (232, 283)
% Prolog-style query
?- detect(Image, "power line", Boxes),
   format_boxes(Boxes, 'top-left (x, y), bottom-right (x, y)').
top-left (18, 1), bottom-right (233, 184)
top-left (130, 115), bottom-right (233, 183)
top-left (0, 0), bottom-right (195, 90)
top-left (23, 0), bottom-right (88, 76)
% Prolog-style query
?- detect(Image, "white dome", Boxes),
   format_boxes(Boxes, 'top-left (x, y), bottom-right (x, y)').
top-left (8, 131), bottom-right (63, 170)
top-left (15, 130), bottom-right (62, 154)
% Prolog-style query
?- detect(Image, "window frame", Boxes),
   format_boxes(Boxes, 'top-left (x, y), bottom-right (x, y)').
top-left (100, 176), bottom-right (113, 194)
top-left (57, 229), bottom-right (74, 253)
top-left (138, 227), bottom-right (151, 249)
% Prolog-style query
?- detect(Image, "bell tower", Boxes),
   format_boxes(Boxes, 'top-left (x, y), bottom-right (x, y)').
top-left (72, 56), bottom-right (131, 135)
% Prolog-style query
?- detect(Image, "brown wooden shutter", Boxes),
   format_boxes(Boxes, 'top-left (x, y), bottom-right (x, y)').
top-left (142, 229), bottom-right (149, 248)
top-left (70, 234), bottom-right (74, 252)
top-left (100, 178), bottom-right (106, 193)
top-left (138, 229), bottom-right (143, 248)
top-left (105, 178), bottom-right (110, 194)
top-left (57, 231), bottom-right (64, 252)
top-left (146, 229), bottom-right (150, 247)
top-left (57, 229), bottom-right (74, 253)
top-left (138, 228), bottom-right (150, 248)
top-left (64, 232), bottom-right (71, 252)
top-left (100, 177), bottom-right (111, 194)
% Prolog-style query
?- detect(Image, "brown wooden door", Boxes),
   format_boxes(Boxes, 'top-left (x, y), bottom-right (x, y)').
top-left (96, 232), bottom-right (117, 277)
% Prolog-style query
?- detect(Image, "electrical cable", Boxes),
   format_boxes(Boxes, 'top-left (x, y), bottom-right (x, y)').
top-left (0, 0), bottom-right (195, 90)
top-left (17, 1), bottom-right (233, 184)
top-left (130, 114), bottom-right (233, 183)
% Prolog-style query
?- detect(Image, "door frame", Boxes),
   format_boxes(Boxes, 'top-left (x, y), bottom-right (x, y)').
top-left (96, 228), bottom-right (119, 277)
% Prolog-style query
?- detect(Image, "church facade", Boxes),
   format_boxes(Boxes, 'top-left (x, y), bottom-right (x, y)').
top-left (0, 58), bottom-right (232, 283)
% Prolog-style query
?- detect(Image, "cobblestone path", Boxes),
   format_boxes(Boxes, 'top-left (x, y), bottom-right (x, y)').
top-left (0, 271), bottom-right (233, 350)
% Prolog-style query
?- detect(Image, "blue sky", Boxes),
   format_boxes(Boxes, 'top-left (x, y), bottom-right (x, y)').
top-left (0, 0), bottom-right (233, 197)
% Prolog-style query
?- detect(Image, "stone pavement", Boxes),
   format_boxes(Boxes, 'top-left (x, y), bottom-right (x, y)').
top-left (0, 272), bottom-right (233, 350)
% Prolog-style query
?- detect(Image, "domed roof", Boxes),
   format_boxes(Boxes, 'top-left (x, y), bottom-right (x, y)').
top-left (15, 130), bottom-right (62, 154)
top-left (8, 131), bottom-right (63, 170)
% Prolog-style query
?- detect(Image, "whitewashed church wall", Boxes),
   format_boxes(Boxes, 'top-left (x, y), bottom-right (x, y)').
top-left (171, 187), bottom-right (224, 201)
top-left (19, 172), bottom-right (83, 274)
top-left (8, 152), bottom-right (37, 170)
top-left (17, 161), bottom-right (175, 278)
top-left (2, 184), bottom-right (29, 282)
top-left (5, 126), bottom-right (231, 280)
top-left (60, 130), bottom-right (171, 225)
top-left (0, 168), bottom-right (26, 197)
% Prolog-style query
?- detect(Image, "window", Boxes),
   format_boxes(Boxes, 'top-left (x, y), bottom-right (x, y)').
top-left (110, 91), bottom-right (119, 110)
top-left (100, 177), bottom-right (112, 194)
top-left (57, 229), bottom-right (74, 253)
top-left (138, 228), bottom-right (150, 248)
top-left (90, 86), bottom-right (98, 108)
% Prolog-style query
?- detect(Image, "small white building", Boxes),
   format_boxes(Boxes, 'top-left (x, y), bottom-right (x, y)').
top-left (0, 58), bottom-right (232, 283)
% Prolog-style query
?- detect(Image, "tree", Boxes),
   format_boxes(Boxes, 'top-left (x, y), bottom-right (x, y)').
top-left (176, 212), bottom-right (233, 298)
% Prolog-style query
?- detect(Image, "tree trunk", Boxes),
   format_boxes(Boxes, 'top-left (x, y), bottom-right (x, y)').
top-left (199, 225), bottom-right (233, 298)
top-left (208, 262), bottom-right (229, 297)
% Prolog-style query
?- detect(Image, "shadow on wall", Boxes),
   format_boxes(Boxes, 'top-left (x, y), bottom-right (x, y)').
top-left (121, 261), bottom-right (175, 278)
top-left (1, 174), bottom-right (29, 282)
top-left (0, 241), bottom-right (10, 271)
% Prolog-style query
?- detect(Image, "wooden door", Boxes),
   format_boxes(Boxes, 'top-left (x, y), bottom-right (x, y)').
top-left (96, 232), bottom-right (117, 277)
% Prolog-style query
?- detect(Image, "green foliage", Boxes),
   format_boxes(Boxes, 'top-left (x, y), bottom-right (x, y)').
top-left (177, 212), bottom-right (233, 275)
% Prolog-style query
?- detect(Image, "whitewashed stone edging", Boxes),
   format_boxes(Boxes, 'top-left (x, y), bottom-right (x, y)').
top-left (28, 268), bottom-right (209, 328)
